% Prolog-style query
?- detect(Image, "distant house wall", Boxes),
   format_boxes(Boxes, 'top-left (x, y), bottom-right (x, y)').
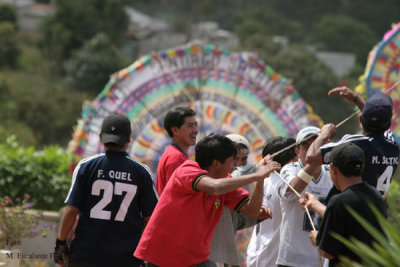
top-left (316, 51), bottom-right (356, 77)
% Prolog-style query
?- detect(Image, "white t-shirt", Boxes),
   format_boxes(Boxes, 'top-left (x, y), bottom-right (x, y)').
top-left (247, 172), bottom-right (282, 267)
top-left (276, 160), bottom-right (332, 267)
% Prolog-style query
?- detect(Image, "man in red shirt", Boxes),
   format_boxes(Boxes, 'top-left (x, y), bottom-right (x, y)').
top-left (156, 107), bottom-right (198, 195)
top-left (134, 133), bottom-right (281, 267)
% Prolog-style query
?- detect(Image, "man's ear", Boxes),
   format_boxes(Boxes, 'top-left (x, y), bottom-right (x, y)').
top-left (212, 159), bottom-right (221, 168)
top-left (331, 164), bottom-right (338, 175)
top-left (295, 147), bottom-right (299, 155)
top-left (171, 126), bottom-right (179, 136)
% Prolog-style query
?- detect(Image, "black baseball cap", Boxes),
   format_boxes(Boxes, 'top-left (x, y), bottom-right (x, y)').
top-left (100, 113), bottom-right (131, 146)
top-left (361, 92), bottom-right (393, 132)
top-left (324, 142), bottom-right (364, 176)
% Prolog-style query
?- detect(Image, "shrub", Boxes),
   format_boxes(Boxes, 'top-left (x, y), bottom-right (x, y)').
top-left (0, 22), bottom-right (19, 68)
top-left (0, 136), bottom-right (72, 211)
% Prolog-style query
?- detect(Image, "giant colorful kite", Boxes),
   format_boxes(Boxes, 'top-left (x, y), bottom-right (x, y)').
top-left (68, 43), bottom-right (322, 176)
top-left (356, 22), bottom-right (400, 143)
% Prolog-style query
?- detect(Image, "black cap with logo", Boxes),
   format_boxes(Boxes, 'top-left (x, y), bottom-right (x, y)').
top-left (100, 113), bottom-right (131, 147)
top-left (324, 142), bottom-right (365, 176)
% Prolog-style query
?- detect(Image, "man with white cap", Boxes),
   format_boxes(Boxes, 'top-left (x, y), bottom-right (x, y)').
top-left (276, 126), bottom-right (333, 267)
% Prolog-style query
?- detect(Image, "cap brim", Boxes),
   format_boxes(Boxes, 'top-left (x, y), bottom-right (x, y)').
top-left (101, 133), bottom-right (127, 146)
top-left (323, 151), bottom-right (332, 164)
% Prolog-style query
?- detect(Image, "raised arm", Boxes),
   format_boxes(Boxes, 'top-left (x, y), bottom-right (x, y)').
top-left (239, 180), bottom-right (267, 218)
top-left (305, 123), bottom-right (336, 166)
top-left (286, 124), bottom-right (336, 195)
top-left (328, 86), bottom-right (365, 110)
top-left (196, 156), bottom-right (281, 196)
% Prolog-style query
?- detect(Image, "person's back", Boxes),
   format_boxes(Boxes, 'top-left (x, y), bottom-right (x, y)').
top-left (320, 92), bottom-right (399, 198)
top-left (54, 113), bottom-right (158, 267)
top-left (314, 142), bottom-right (388, 266)
top-left (69, 150), bottom-right (157, 266)
top-left (156, 107), bottom-right (198, 195)
top-left (319, 182), bottom-right (387, 266)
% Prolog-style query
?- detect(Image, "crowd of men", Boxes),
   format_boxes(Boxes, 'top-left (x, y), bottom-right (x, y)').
top-left (54, 87), bottom-right (399, 267)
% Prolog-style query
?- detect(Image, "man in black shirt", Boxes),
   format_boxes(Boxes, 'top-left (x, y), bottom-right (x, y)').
top-left (308, 142), bottom-right (387, 266)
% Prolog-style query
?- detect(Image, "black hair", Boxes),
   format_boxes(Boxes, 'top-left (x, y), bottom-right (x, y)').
top-left (195, 133), bottom-right (237, 169)
top-left (339, 164), bottom-right (364, 177)
top-left (164, 107), bottom-right (196, 137)
top-left (262, 136), bottom-right (296, 166)
top-left (361, 121), bottom-right (389, 135)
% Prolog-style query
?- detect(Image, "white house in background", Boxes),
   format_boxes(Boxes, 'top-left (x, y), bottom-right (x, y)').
top-left (315, 51), bottom-right (356, 77)
top-left (191, 21), bottom-right (239, 50)
top-left (0, 0), bottom-right (53, 32)
top-left (123, 8), bottom-right (239, 57)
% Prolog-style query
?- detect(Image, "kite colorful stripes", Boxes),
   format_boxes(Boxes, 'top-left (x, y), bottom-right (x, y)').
top-left (68, 43), bottom-right (322, 175)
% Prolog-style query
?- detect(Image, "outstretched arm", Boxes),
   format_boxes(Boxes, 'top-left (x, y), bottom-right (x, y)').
top-left (239, 180), bottom-right (267, 218)
top-left (328, 86), bottom-right (365, 110)
top-left (196, 156), bottom-right (281, 196)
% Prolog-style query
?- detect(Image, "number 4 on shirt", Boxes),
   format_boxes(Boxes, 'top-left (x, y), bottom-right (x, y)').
top-left (376, 166), bottom-right (393, 198)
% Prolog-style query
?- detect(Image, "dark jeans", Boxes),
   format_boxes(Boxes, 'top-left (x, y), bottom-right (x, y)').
top-left (147, 260), bottom-right (217, 267)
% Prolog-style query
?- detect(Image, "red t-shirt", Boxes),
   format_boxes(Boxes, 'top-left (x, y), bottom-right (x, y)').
top-left (134, 160), bottom-right (249, 267)
top-left (156, 144), bottom-right (188, 195)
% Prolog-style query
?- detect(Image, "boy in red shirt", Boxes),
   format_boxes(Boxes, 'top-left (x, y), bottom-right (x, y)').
top-left (135, 133), bottom-right (280, 267)
top-left (156, 107), bottom-right (198, 195)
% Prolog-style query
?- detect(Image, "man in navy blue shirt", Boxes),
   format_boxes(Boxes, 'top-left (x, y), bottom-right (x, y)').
top-left (54, 113), bottom-right (158, 267)
top-left (306, 88), bottom-right (399, 201)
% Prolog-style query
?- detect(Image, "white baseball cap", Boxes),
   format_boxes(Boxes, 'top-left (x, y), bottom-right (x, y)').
top-left (296, 126), bottom-right (321, 144)
top-left (226, 134), bottom-right (251, 151)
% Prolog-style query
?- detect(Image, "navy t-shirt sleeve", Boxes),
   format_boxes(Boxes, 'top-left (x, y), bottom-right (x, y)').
top-left (65, 161), bottom-right (89, 210)
top-left (137, 168), bottom-right (158, 217)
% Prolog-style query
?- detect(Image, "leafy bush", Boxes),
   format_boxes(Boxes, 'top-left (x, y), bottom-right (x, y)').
top-left (63, 33), bottom-right (128, 95)
top-left (0, 21), bottom-right (19, 68)
top-left (0, 136), bottom-right (72, 211)
top-left (0, 3), bottom-right (17, 28)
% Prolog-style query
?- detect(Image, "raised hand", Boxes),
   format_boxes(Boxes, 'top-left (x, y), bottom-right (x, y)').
top-left (257, 206), bottom-right (272, 220)
top-left (328, 86), bottom-right (357, 102)
top-left (257, 155), bottom-right (281, 178)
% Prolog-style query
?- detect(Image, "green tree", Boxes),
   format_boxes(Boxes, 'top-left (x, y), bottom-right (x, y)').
top-left (0, 3), bottom-right (17, 28)
top-left (235, 7), bottom-right (303, 42)
top-left (14, 85), bottom-right (89, 147)
top-left (235, 19), bottom-right (265, 42)
top-left (271, 47), bottom-right (358, 135)
top-left (0, 22), bottom-right (19, 68)
top-left (240, 38), bottom-right (358, 136)
top-left (63, 34), bottom-right (128, 95)
top-left (40, 0), bottom-right (129, 62)
top-left (311, 15), bottom-right (378, 65)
